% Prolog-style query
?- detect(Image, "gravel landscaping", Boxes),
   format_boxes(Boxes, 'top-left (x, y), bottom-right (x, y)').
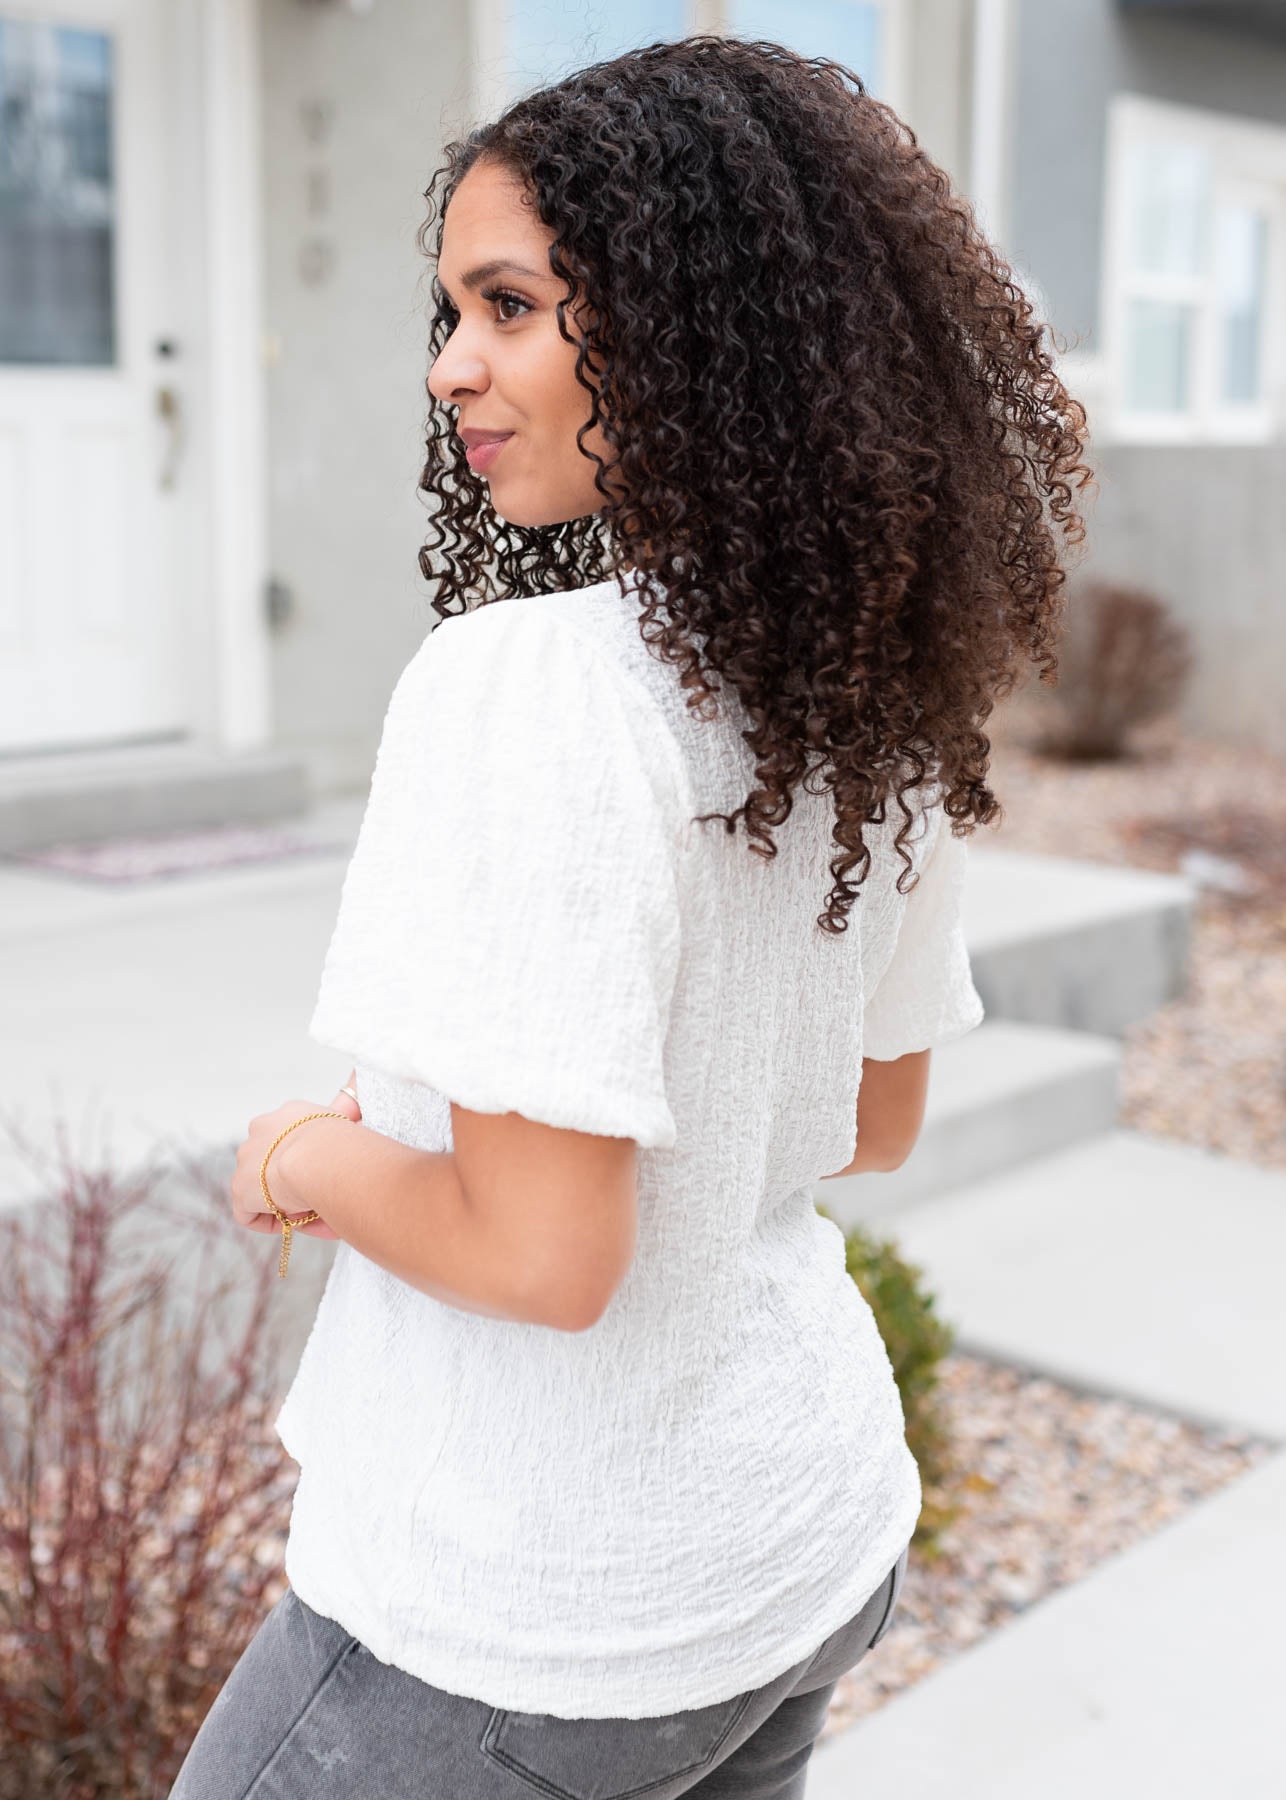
top-left (821, 1352), bottom-right (1275, 1738)
top-left (984, 690), bottom-right (1286, 1169)
top-left (821, 691), bottom-right (1286, 1736)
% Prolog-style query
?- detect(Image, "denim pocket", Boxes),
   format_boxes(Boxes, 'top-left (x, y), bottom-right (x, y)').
top-left (479, 1687), bottom-right (757, 1800)
top-left (866, 1541), bottom-right (909, 1648)
top-left (234, 1598), bottom-right (367, 1799)
top-left (797, 1541), bottom-right (910, 1688)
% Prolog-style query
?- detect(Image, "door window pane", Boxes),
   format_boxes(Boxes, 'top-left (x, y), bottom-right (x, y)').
top-left (1124, 138), bottom-right (1209, 279)
top-left (0, 17), bottom-right (115, 366)
top-left (1123, 298), bottom-right (1192, 412)
top-left (510, 0), bottom-right (688, 97)
top-left (1216, 202), bottom-right (1267, 406)
top-left (727, 1), bottom-right (882, 92)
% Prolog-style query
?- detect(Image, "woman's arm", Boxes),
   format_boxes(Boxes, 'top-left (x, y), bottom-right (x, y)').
top-left (818, 1049), bottom-right (932, 1179)
top-left (256, 1092), bottom-right (634, 1332)
top-left (262, 1114), bottom-right (526, 1321)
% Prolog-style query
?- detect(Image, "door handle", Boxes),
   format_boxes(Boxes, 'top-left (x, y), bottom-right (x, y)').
top-left (155, 383), bottom-right (184, 490)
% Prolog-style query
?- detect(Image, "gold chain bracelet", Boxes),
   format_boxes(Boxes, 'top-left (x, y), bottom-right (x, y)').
top-left (259, 1111), bottom-right (351, 1279)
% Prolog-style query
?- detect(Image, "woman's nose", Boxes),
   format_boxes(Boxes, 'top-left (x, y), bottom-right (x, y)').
top-left (428, 346), bottom-right (488, 404)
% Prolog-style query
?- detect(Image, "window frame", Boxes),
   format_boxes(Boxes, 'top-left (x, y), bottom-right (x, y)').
top-left (1101, 93), bottom-right (1286, 446)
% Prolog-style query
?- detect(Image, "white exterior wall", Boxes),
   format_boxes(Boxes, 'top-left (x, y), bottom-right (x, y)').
top-left (258, 0), bottom-right (475, 795)
top-left (258, 1), bottom-right (986, 797)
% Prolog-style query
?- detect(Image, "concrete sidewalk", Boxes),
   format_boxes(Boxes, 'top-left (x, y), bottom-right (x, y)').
top-left (0, 795), bottom-right (367, 1211)
top-left (811, 1446), bottom-right (1286, 1798)
top-left (811, 1128), bottom-right (1286, 1795)
top-left (845, 1127), bottom-right (1286, 1441)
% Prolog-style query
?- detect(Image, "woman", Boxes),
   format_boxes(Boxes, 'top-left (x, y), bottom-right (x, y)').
top-left (172, 33), bottom-right (1088, 1800)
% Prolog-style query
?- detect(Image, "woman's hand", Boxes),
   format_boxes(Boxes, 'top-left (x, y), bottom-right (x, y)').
top-left (230, 1070), bottom-right (362, 1242)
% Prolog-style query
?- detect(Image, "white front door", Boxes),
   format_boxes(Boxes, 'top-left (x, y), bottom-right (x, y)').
top-left (0, 0), bottom-right (193, 754)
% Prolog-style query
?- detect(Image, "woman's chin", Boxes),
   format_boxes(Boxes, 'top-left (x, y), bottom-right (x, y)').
top-left (491, 495), bottom-right (582, 531)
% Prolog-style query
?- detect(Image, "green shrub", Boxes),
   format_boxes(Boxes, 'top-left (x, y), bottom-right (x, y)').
top-left (815, 1205), bottom-right (962, 1552)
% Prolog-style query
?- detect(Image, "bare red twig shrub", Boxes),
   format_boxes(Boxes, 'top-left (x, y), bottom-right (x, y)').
top-left (0, 1114), bottom-right (298, 1800)
top-left (1032, 580), bottom-right (1193, 761)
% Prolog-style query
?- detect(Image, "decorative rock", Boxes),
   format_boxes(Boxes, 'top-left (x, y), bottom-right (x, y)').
top-left (819, 1352), bottom-right (1273, 1737)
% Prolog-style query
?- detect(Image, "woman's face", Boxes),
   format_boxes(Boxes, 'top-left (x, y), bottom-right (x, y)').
top-left (427, 158), bottom-right (619, 529)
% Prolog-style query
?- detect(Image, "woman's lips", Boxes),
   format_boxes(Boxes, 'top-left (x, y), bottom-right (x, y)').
top-left (465, 434), bottom-right (513, 473)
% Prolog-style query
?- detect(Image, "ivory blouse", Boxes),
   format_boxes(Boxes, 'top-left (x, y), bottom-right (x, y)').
top-left (273, 567), bottom-right (986, 1719)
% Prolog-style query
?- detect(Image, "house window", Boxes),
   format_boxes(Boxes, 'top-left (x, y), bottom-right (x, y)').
top-left (508, 1), bottom-right (688, 98)
top-left (474, 1), bottom-right (906, 113)
top-left (0, 17), bottom-right (115, 366)
top-left (1217, 202), bottom-right (1268, 405)
top-left (1105, 96), bottom-right (1284, 442)
top-left (725, 2), bottom-right (891, 97)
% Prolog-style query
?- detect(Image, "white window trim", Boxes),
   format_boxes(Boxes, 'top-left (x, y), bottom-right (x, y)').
top-left (968, 0), bottom-right (1015, 245)
top-left (469, 0), bottom-right (909, 123)
top-left (1100, 93), bottom-right (1286, 447)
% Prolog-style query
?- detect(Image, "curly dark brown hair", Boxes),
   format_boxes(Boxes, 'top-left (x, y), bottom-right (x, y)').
top-left (415, 34), bottom-right (1092, 934)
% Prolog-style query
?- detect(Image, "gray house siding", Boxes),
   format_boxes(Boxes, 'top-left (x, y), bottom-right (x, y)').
top-left (1007, 0), bottom-right (1286, 758)
top-left (1085, 444), bottom-right (1286, 754)
top-left (1011, 0), bottom-right (1286, 351)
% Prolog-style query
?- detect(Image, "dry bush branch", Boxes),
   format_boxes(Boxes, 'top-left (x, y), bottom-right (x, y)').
top-left (0, 1112), bottom-right (300, 1800)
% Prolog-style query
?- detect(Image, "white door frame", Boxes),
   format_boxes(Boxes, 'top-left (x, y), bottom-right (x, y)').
top-left (0, 0), bottom-right (272, 758)
top-left (192, 0), bottom-right (272, 753)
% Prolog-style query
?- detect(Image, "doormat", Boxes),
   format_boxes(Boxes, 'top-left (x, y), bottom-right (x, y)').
top-left (3, 822), bottom-right (350, 885)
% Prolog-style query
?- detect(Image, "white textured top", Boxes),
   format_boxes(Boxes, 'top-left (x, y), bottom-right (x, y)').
top-left (274, 569), bottom-right (986, 1719)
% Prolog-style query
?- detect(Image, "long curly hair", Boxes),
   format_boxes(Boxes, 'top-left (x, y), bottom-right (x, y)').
top-left (415, 34), bottom-right (1092, 934)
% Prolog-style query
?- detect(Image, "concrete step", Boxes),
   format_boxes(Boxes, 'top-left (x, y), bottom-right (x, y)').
top-left (882, 1127), bottom-right (1286, 1441)
top-left (965, 843), bottom-right (1196, 1038)
top-left (815, 1019), bottom-right (1122, 1223)
top-left (0, 740), bottom-right (313, 853)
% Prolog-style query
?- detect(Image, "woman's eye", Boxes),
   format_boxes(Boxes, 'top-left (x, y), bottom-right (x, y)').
top-left (483, 286), bottom-right (532, 323)
top-left (437, 287), bottom-right (531, 333)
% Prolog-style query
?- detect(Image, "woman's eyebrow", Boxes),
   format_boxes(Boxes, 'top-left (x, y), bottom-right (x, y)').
top-left (437, 258), bottom-right (546, 299)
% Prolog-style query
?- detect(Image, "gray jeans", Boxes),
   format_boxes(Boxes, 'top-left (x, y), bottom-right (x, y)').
top-left (169, 1542), bottom-right (909, 1799)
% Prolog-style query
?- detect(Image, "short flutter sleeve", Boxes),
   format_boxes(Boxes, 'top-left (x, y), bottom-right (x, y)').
top-left (307, 604), bottom-right (684, 1148)
top-left (861, 802), bottom-right (986, 1061)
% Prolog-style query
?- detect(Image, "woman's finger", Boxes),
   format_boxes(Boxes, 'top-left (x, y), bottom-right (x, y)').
top-left (330, 1078), bottom-right (362, 1122)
